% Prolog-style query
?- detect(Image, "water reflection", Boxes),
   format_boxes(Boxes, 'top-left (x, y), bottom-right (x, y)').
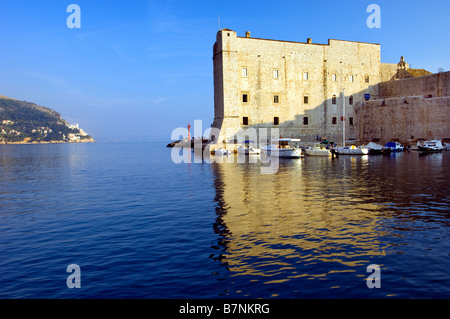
top-left (210, 155), bottom-right (391, 294)
top-left (209, 152), bottom-right (450, 297)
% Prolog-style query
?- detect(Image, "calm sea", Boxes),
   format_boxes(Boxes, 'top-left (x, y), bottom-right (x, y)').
top-left (0, 141), bottom-right (449, 299)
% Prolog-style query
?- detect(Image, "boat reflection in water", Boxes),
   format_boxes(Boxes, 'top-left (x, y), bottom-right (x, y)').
top-left (210, 155), bottom-right (385, 297)
top-left (208, 152), bottom-right (450, 298)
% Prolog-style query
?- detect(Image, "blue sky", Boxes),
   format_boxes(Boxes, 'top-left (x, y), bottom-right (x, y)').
top-left (0, 0), bottom-right (449, 141)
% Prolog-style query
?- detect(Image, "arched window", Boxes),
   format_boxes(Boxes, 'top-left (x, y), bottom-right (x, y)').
top-left (332, 94), bottom-right (337, 105)
top-left (349, 95), bottom-right (354, 105)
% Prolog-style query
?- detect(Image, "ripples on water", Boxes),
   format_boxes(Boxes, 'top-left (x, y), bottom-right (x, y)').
top-left (0, 143), bottom-right (449, 298)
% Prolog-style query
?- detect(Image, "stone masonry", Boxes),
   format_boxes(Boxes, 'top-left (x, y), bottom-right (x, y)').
top-left (211, 29), bottom-right (399, 146)
top-left (210, 29), bottom-right (448, 148)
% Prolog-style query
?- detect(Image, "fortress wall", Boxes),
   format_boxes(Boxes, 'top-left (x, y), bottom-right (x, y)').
top-left (379, 71), bottom-right (450, 98)
top-left (356, 95), bottom-right (450, 144)
top-left (212, 29), bottom-right (392, 144)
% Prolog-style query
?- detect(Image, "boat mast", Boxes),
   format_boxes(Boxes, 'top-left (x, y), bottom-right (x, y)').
top-left (342, 88), bottom-right (345, 147)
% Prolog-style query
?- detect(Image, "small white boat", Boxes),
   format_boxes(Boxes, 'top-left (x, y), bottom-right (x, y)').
top-left (305, 143), bottom-right (331, 156)
top-left (261, 138), bottom-right (303, 158)
top-left (418, 140), bottom-right (444, 153)
top-left (334, 145), bottom-right (369, 155)
top-left (237, 140), bottom-right (261, 155)
top-left (365, 142), bottom-right (391, 155)
top-left (214, 148), bottom-right (231, 156)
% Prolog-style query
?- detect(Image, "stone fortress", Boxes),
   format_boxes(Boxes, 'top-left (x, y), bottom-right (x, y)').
top-left (210, 29), bottom-right (450, 147)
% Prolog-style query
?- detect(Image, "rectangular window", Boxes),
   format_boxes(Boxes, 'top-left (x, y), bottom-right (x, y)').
top-left (242, 93), bottom-right (249, 103)
top-left (303, 96), bottom-right (309, 104)
top-left (243, 117), bottom-right (249, 126)
top-left (303, 72), bottom-right (309, 80)
top-left (274, 117), bottom-right (279, 125)
top-left (365, 75), bottom-right (370, 83)
top-left (349, 75), bottom-right (354, 82)
top-left (274, 95), bottom-right (279, 103)
top-left (242, 68), bottom-right (248, 77)
top-left (349, 96), bottom-right (354, 105)
top-left (349, 117), bottom-right (354, 125)
top-left (273, 69), bottom-right (279, 79)
top-left (332, 74), bottom-right (337, 82)
top-left (303, 117), bottom-right (309, 125)
top-left (332, 117), bottom-right (337, 125)
top-left (332, 95), bottom-right (337, 105)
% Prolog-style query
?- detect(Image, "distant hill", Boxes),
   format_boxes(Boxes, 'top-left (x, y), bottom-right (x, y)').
top-left (0, 95), bottom-right (94, 144)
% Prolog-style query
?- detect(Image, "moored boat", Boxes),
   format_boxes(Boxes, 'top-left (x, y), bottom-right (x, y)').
top-left (237, 140), bottom-right (261, 155)
top-left (418, 140), bottom-right (444, 153)
top-left (261, 138), bottom-right (303, 158)
top-left (305, 143), bottom-right (332, 156)
top-left (384, 142), bottom-right (404, 152)
top-left (365, 142), bottom-right (391, 155)
top-left (334, 145), bottom-right (369, 155)
top-left (214, 148), bottom-right (231, 155)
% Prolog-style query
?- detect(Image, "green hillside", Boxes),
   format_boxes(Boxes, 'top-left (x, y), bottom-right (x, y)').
top-left (0, 96), bottom-right (93, 143)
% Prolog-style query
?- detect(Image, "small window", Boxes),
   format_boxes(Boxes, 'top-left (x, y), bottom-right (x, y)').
top-left (242, 93), bottom-right (249, 103)
top-left (303, 72), bottom-right (309, 80)
top-left (365, 75), bottom-right (370, 84)
top-left (242, 68), bottom-right (248, 77)
top-left (349, 117), bottom-right (354, 125)
top-left (273, 69), bottom-right (279, 79)
top-left (332, 117), bottom-right (337, 125)
top-left (303, 96), bottom-right (309, 104)
top-left (274, 117), bottom-right (279, 125)
top-left (349, 75), bottom-right (354, 83)
top-left (332, 94), bottom-right (337, 105)
top-left (332, 74), bottom-right (337, 82)
top-left (349, 95), bottom-right (353, 105)
top-left (274, 95), bottom-right (279, 103)
top-left (243, 117), bottom-right (249, 126)
top-left (303, 117), bottom-right (309, 125)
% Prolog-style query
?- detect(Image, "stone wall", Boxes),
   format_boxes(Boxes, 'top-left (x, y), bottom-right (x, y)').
top-left (379, 71), bottom-right (450, 98)
top-left (355, 96), bottom-right (450, 144)
top-left (211, 29), bottom-right (394, 146)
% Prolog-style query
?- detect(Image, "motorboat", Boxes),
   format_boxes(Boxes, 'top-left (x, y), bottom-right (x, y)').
top-left (305, 143), bottom-right (332, 156)
top-left (237, 140), bottom-right (261, 155)
top-left (365, 142), bottom-right (391, 155)
top-left (334, 145), bottom-right (369, 155)
top-left (443, 142), bottom-right (450, 151)
top-left (384, 142), bottom-right (404, 152)
top-left (214, 148), bottom-right (231, 156)
top-left (261, 138), bottom-right (303, 158)
top-left (418, 140), bottom-right (444, 153)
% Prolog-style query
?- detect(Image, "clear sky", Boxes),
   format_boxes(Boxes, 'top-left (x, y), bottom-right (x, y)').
top-left (0, 0), bottom-right (449, 141)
